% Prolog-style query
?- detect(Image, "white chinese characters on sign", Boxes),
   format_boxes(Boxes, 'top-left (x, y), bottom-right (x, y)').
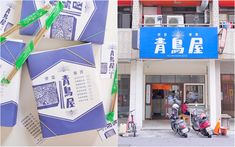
top-left (172, 38), bottom-right (184, 54)
top-left (171, 31), bottom-right (184, 54)
top-left (154, 33), bottom-right (167, 54)
top-left (154, 32), bottom-right (204, 55)
top-left (188, 38), bottom-right (203, 54)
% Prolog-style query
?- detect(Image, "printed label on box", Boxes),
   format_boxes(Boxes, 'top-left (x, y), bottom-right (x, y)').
top-left (0, 1), bottom-right (17, 34)
top-left (98, 120), bottom-right (118, 141)
top-left (100, 43), bottom-right (117, 79)
top-left (27, 43), bottom-right (106, 138)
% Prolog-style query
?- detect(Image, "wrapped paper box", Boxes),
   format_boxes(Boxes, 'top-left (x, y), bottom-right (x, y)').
top-left (0, 1), bottom-right (17, 34)
top-left (0, 40), bottom-right (25, 127)
top-left (20, 0), bottom-right (109, 44)
top-left (26, 43), bottom-right (106, 138)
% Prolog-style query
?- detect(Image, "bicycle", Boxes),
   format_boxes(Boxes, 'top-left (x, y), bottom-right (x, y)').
top-left (126, 109), bottom-right (137, 137)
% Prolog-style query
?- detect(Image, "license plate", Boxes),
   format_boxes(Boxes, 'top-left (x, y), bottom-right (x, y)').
top-left (182, 128), bottom-right (188, 133)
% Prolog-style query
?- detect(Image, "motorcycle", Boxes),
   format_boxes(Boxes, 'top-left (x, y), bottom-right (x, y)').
top-left (168, 103), bottom-right (190, 138)
top-left (191, 105), bottom-right (213, 138)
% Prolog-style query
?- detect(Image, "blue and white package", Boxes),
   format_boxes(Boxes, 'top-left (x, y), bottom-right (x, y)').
top-left (26, 43), bottom-right (106, 138)
top-left (0, 40), bottom-right (25, 127)
top-left (0, 1), bottom-right (17, 34)
top-left (20, 0), bottom-right (109, 44)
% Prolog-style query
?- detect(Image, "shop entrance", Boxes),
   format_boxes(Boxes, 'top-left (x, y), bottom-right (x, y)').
top-left (145, 83), bottom-right (183, 120)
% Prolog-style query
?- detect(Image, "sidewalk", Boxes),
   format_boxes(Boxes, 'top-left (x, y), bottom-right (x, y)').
top-left (119, 129), bottom-right (235, 147)
top-left (118, 118), bottom-right (235, 146)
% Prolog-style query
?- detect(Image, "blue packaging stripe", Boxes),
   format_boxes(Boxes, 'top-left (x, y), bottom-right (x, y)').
top-left (0, 101), bottom-right (18, 127)
top-left (20, 0), bottom-right (41, 36)
top-left (39, 103), bottom-right (106, 138)
top-left (26, 43), bottom-right (95, 80)
top-left (0, 40), bottom-right (25, 65)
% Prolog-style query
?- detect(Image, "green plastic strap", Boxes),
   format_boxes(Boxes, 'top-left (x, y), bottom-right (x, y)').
top-left (15, 41), bottom-right (34, 69)
top-left (45, 1), bottom-right (64, 30)
top-left (1, 78), bottom-right (10, 84)
top-left (111, 69), bottom-right (118, 94)
top-left (0, 36), bottom-right (6, 43)
top-left (18, 8), bottom-right (48, 27)
top-left (106, 111), bottom-right (114, 122)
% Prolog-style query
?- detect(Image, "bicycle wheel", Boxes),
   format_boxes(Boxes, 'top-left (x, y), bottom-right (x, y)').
top-left (132, 123), bottom-right (137, 137)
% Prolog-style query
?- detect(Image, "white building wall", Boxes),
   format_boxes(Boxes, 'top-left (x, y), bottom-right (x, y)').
top-left (118, 29), bottom-right (132, 60)
top-left (118, 63), bottom-right (131, 75)
top-left (220, 61), bottom-right (234, 74)
top-left (135, 61), bottom-right (144, 129)
top-left (144, 60), bottom-right (207, 75)
top-left (207, 60), bottom-right (221, 128)
top-left (219, 30), bottom-right (235, 60)
top-left (129, 60), bottom-right (144, 129)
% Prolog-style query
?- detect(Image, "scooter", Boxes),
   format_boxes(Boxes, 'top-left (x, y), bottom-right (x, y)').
top-left (168, 104), bottom-right (190, 138)
top-left (191, 105), bottom-right (213, 138)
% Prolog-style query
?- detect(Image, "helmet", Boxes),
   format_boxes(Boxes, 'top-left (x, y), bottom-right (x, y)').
top-left (200, 113), bottom-right (207, 119)
top-left (172, 104), bottom-right (179, 110)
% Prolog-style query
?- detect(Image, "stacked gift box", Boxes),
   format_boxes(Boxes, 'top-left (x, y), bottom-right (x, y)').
top-left (0, 0), bottom-right (110, 139)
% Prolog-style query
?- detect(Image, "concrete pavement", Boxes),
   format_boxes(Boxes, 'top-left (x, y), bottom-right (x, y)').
top-left (119, 129), bottom-right (235, 147)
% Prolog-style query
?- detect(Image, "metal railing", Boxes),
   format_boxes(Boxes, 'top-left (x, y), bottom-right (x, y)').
top-left (141, 23), bottom-right (211, 27)
top-left (140, 23), bottom-right (235, 29)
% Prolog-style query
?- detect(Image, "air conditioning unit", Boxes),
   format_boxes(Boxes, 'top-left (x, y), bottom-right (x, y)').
top-left (185, 14), bottom-right (204, 25)
top-left (167, 15), bottom-right (184, 27)
top-left (144, 15), bottom-right (162, 27)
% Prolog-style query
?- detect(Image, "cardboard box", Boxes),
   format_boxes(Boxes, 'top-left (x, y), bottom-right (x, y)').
top-left (20, 0), bottom-right (109, 44)
top-left (26, 43), bottom-right (106, 138)
top-left (0, 40), bottom-right (25, 127)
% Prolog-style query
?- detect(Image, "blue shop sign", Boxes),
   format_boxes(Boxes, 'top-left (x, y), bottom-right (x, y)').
top-left (140, 27), bottom-right (218, 59)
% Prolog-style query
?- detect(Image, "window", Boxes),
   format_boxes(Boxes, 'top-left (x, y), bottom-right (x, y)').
top-left (146, 75), bottom-right (205, 83)
top-left (184, 84), bottom-right (204, 104)
top-left (146, 75), bottom-right (160, 83)
top-left (190, 75), bottom-right (205, 83)
top-left (221, 74), bottom-right (234, 117)
top-left (118, 6), bottom-right (132, 28)
top-left (219, 8), bottom-right (235, 29)
top-left (118, 74), bottom-right (130, 118)
top-left (160, 75), bottom-right (175, 83)
top-left (176, 75), bottom-right (190, 83)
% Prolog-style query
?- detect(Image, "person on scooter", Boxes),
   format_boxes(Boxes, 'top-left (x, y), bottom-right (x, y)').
top-left (171, 103), bottom-right (179, 119)
top-left (181, 101), bottom-right (190, 116)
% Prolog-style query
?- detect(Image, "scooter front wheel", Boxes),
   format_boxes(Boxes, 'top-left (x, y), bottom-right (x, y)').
top-left (183, 134), bottom-right (188, 138)
top-left (192, 125), bottom-right (200, 131)
top-left (171, 123), bottom-right (177, 133)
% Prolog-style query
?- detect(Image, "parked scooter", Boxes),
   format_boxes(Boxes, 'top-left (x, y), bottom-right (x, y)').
top-left (191, 105), bottom-right (213, 138)
top-left (168, 103), bottom-right (190, 138)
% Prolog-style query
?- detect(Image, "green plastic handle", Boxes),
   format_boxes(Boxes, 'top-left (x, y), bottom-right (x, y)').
top-left (18, 8), bottom-right (48, 27)
top-left (45, 1), bottom-right (64, 30)
top-left (111, 69), bottom-right (118, 94)
top-left (15, 41), bottom-right (34, 69)
top-left (0, 36), bottom-right (6, 43)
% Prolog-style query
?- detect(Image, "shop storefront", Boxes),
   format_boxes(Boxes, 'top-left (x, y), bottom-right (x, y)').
top-left (121, 26), bottom-right (221, 129)
top-left (144, 61), bottom-right (207, 120)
